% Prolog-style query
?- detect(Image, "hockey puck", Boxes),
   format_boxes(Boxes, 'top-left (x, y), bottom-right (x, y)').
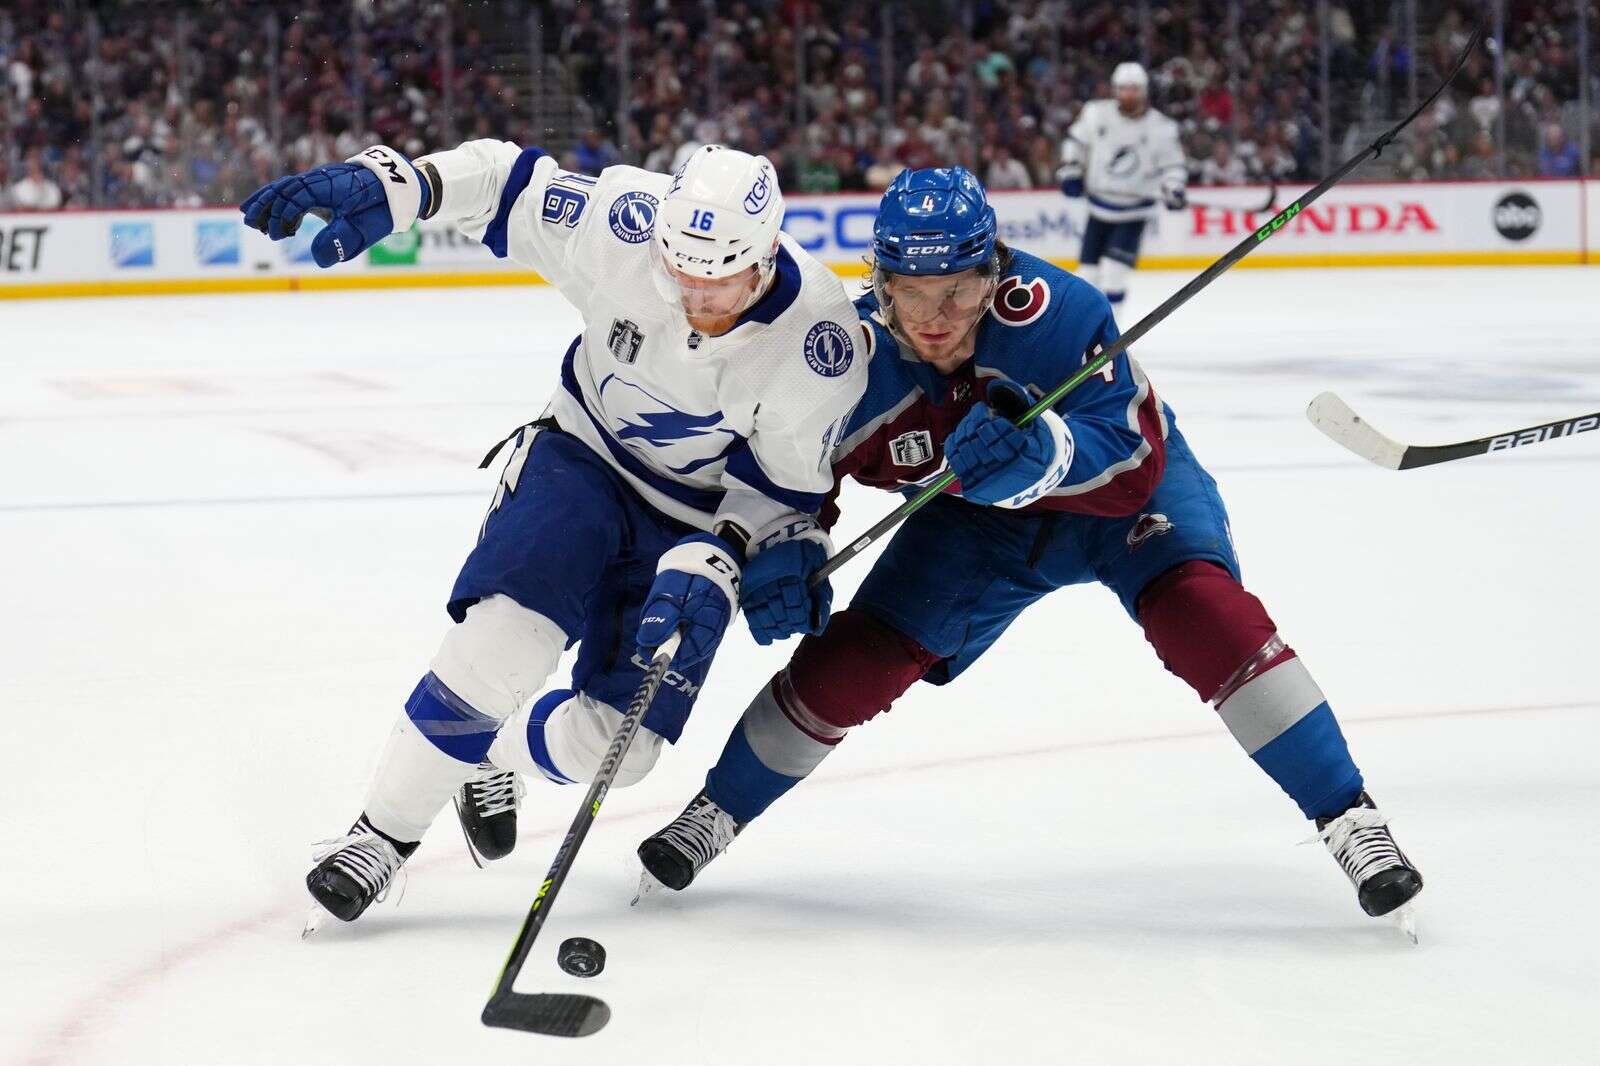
top-left (557, 936), bottom-right (606, 978)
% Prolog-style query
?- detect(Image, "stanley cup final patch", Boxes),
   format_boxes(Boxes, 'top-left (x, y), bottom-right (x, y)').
top-left (608, 318), bottom-right (645, 363)
top-left (803, 321), bottom-right (854, 377)
top-left (890, 429), bottom-right (934, 467)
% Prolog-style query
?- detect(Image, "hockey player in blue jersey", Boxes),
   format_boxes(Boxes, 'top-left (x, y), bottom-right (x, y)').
top-left (636, 167), bottom-right (1425, 928)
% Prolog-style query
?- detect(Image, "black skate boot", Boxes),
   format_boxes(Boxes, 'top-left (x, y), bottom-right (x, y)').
top-left (1314, 792), bottom-right (1424, 918)
top-left (454, 763), bottom-right (525, 866)
top-left (305, 816), bottom-right (417, 927)
top-left (637, 792), bottom-right (744, 891)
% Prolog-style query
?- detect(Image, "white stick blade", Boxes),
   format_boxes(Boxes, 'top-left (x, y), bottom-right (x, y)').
top-left (1306, 391), bottom-right (1406, 469)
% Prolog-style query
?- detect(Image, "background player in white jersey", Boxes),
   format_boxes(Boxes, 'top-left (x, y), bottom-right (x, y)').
top-left (241, 140), bottom-right (866, 925)
top-left (1059, 62), bottom-right (1187, 311)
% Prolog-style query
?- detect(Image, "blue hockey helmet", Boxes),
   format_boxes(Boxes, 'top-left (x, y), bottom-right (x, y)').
top-left (871, 167), bottom-right (998, 276)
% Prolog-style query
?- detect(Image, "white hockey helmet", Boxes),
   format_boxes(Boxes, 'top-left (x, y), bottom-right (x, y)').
top-left (653, 144), bottom-right (785, 318)
top-left (1111, 61), bottom-right (1149, 92)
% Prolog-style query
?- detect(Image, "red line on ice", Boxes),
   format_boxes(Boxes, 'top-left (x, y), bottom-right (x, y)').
top-left (18, 697), bottom-right (1595, 1065)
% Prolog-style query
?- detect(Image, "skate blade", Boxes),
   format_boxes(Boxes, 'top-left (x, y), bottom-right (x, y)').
top-left (630, 868), bottom-right (665, 908)
top-left (1390, 903), bottom-right (1419, 946)
top-left (301, 904), bottom-right (331, 941)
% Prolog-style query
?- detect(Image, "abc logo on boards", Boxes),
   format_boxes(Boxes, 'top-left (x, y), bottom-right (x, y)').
top-left (1492, 191), bottom-right (1540, 241)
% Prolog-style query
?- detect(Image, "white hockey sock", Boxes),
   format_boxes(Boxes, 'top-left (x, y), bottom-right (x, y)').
top-left (362, 713), bottom-right (480, 844)
top-left (1099, 258), bottom-right (1131, 304)
top-left (488, 689), bottom-right (663, 787)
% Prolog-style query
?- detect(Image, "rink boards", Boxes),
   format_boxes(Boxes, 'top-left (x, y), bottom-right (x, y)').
top-left (1, 178), bottom-right (1594, 299)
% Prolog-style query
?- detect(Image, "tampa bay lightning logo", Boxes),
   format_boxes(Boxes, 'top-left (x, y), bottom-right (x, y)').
top-left (601, 374), bottom-right (740, 475)
top-left (608, 191), bottom-right (658, 244)
top-left (743, 168), bottom-right (773, 214)
top-left (1108, 145), bottom-right (1140, 177)
top-left (803, 321), bottom-right (854, 378)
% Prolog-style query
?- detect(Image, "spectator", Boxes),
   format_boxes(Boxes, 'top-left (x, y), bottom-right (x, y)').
top-left (798, 151), bottom-right (841, 193)
top-left (1197, 78), bottom-right (1234, 126)
top-left (1467, 78), bottom-right (1502, 133)
top-left (1200, 140), bottom-right (1249, 186)
top-left (985, 144), bottom-right (1032, 190)
top-left (574, 129), bottom-right (617, 174)
top-left (1023, 132), bottom-right (1058, 186)
top-left (1457, 129), bottom-right (1500, 179)
top-left (0, 0), bottom-right (1587, 209)
top-left (1536, 122), bottom-right (1579, 177)
top-left (9, 149), bottom-right (62, 210)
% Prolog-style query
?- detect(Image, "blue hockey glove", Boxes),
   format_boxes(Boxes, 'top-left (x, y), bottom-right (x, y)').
top-left (945, 379), bottom-right (1075, 509)
top-left (1060, 174), bottom-right (1085, 199)
top-left (740, 518), bottom-right (834, 645)
top-left (1163, 186), bottom-right (1188, 211)
top-left (240, 146), bottom-right (430, 268)
top-left (637, 533), bottom-right (742, 669)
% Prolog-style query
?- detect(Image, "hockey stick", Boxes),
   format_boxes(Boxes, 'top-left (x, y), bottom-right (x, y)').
top-left (813, 27), bottom-right (1481, 586)
top-left (1306, 391), bottom-right (1600, 470)
top-left (1185, 177), bottom-right (1278, 213)
top-left (480, 630), bottom-right (682, 1039)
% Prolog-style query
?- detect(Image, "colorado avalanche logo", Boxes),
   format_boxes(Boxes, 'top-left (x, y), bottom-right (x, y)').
top-left (803, 321), bottom-right (854, 378)
top-left (743, 168), bottom-right (773, 214)
top-left (1126, 512), bottom-right (1175, 551)
top-left (608, 191), bottom-right (658, 244)
top-left (991, 275), bottom-right (1051, 327)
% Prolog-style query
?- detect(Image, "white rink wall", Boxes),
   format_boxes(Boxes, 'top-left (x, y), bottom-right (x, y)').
top-left (1, 178), bottom-right (1593, 299)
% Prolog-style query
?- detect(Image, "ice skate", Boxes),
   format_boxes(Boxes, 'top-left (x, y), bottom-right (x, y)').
top-left (303, 818), bottom-right (416, 935)
top-left (454, 763), bottom-right (525, 866)
top-left (636, 792), bottom-right (743, 894)
top-left (1312, 792), bottom-right (1424, 941)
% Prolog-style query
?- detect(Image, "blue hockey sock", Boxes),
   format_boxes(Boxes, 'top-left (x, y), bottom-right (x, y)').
top-left (703, 673), bottom-right (846, 823)
top-left (1249, 702), bottom-right (1363, 820)
top-left (404, 672), bottom-right (501, 764)
top-left (705, 722), bottom-right (806, 825)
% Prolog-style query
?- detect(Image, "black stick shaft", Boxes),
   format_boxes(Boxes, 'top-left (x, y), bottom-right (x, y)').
top-left (486, 631), bottom-right (682, 1002)
top-left (812, 28), bottom-right (1481, 587)
top-left (1400, 409), bottom-right (1600, 469)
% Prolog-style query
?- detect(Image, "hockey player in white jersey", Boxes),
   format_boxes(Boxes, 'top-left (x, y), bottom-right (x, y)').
top-left (241, 140), bottom-right (866, 924)
top-left (1059, 62), bottom-right (1188, 310)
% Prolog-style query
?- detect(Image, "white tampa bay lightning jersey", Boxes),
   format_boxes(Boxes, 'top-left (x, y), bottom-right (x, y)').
top-left (415, 139), bottom-right (867, 537)
top-left (1062, 100), bottom-right (1186, 222)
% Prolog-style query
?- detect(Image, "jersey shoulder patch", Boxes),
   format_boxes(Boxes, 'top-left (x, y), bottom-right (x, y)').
top-left (607, 190), bottom-right (658, 244)
top-left (803, 320), bottom-right (855, 378)
top-left (991, 273), bottom-right (1052, 327)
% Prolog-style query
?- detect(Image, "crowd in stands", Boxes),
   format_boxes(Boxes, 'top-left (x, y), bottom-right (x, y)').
top-left (1, 0), bottom-right (1594, 211)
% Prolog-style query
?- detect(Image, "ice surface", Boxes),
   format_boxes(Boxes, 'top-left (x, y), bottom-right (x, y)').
top-left (3, 268), bottom-right (1597, 1066)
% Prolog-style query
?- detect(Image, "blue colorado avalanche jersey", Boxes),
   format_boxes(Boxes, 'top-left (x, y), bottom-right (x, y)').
top-left (829, 249), bottom-right (1173, 522)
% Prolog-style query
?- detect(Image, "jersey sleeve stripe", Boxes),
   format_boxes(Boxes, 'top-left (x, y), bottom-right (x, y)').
top-left (1050, 360), bottom-right (1167, 504)
top-left (483, 146), bottom-right (547, 259)
top-left (724, 445), bottom-right (828, 513)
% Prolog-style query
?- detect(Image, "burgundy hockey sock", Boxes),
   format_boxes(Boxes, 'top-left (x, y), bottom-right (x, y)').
top-left (1139, 562), bottom-right (1362, 818)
